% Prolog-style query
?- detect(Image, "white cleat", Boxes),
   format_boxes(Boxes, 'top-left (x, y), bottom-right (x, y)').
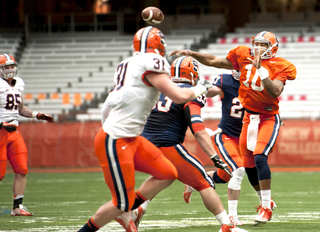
top-left (115, 211), bottom-right (137, 232)
top-left (229, 215), bottom-right (244, 226)
top-left (11, 204), bottom-right (33, 216)
top-left (219, 223), bottom-right (248, 232)
top-left (132, 205), bottom-right (146, 228)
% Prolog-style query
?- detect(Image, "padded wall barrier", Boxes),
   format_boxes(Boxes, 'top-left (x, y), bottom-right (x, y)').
top-left (17, 120), bottom-right (320, 168)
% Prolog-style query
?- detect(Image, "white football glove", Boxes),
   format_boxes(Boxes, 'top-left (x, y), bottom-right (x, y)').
top-left (196, 79), bottom-right (212, 91)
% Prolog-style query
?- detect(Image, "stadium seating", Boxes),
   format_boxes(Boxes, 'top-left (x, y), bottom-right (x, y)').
top-left (16, 28), bottom-right (211, 121)
top-left (0, 30), bottom-right (23, 59)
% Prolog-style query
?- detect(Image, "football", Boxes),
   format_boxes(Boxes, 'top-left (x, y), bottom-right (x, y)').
top-left (141, 6), bottom-right (164, 25)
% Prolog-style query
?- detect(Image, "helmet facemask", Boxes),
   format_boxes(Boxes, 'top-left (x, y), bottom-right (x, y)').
top-left (0, 54), bottom-right (18, 80)
top-left (251, 31), bottom-right (279, 59)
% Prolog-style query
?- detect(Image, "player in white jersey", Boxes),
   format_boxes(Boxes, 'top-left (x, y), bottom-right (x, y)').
top-left (77, 26), bottom-right (213, 232)
top-left (0, 54), bottom-right (54, 216)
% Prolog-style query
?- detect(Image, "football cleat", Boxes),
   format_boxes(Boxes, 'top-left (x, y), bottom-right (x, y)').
top-left (253, 206), bottom-right (272, 226)
top-left (229, 215), bottom-right (244, 226)
top-left (255, 198), bottom-right (277, 212)
top-left (219, 223), bottom-right (248, 232)
top-left (11, 204), bottom-right (33, 216)
top-left (183, 185), bottom-right (195, 203)
top-left (132, 205), bottom-right (145, 228)
top-left (115, 211), bottom-right (138, 232)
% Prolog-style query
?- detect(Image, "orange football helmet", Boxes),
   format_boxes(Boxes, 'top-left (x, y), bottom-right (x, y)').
top-left (251, 31), bottom-right (279, 59)
top-left (132, 26), bottom-right (166, 57)
top-left (0, 54), bottom-right (18, 80)
top-left (171, 56), bottom-right (200, 86)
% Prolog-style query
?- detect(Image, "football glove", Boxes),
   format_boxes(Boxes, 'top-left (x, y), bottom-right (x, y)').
top-left (0, 121), bottom-right (17, 133)
top-left (211, 154), bottom-right (233, 178)
top-left (196, 79), bottom-right (212, 91)
top-left (36, 113), bottom-right (54, 123)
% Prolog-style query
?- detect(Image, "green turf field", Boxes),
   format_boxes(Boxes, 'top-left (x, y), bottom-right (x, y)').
top-left (0, 170), bottom-right (319, 231)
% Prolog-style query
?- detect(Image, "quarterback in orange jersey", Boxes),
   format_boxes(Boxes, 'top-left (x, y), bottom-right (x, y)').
top-left (170, 31), bottom-right (296, 226)
top-left (77, 26), bottom-right (213, 232)
top-left (0, 54), bottom-right (54, 217)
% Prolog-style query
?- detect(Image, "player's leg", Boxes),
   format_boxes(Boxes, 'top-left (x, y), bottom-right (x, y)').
top-left (7, 130), bottom-right (33, 216)
top-left (212, 134), bottom-right (245, 224)
top-left (162, 145), bottom-right (247, 231)
top-left (251, 114), bottom-right (281, 225)
top-left (134, 136), bottom-right (177, 201)
top-left (78, 129), bottom-right (139, 232)
top-left (0, 130), bottom-right (8, 182)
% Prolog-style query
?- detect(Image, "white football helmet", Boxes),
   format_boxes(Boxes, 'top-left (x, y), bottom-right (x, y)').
top-left (0, 54), bottom-right (18, 80)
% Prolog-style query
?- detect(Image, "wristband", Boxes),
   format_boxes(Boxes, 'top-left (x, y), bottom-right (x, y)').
top-left (190, 85), bottom-right (206, 98)
top-left (257, 66), bottom-right (269, 80)
top-left (32, 111), bottom-right (39, 118)
top-left (186, 49), bottom-right (192, 56)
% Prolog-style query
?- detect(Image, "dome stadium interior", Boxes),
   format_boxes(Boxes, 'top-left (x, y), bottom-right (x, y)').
top-left (1, 0), bottom-right (320, 122)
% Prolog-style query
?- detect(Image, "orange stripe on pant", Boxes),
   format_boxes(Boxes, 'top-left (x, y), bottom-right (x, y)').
top-left (0, 127), bottom-right (28, 180)
top-left (94, 128), bottom-right (177, 211)
top-left (158, 144), bottom-right (214, 191)
top-left (212, 133), bottom-right (243, 182)
top-left (240, 112), bottom-right (281, 168)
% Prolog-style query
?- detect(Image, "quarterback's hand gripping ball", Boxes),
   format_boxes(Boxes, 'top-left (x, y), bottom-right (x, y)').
top-left (141, 6), bottom-right (164, 25)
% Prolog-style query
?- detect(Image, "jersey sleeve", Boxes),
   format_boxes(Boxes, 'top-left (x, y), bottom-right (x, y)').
top-left (183, 94), bottom-right (206, 134)
top-left (275, 62), bottom-right (297, 84)
top-left (226, 46), bottom-right (243, 71)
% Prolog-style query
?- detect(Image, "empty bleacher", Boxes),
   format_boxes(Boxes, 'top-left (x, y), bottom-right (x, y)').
top-left (16, 28), bottom-right (211, 121)
top-left (0, 30), bottom-right (23, 57)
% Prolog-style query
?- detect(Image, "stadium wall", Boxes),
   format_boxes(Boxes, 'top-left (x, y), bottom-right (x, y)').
top-left (17, 120), bottom-right (320, 168)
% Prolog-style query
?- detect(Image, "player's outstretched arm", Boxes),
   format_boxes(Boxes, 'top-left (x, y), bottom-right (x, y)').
top-left (170, 49), bottom-right (233, 69)
top-left (146, 72), bottom-right (212, 104)
top-left (19, 104), bottom-right (54, 123)
top-left (194, 130), bottom-right (232, 177)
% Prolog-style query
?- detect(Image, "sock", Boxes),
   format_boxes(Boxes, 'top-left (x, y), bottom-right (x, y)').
top-left (256, 190), bottom-right (262, 203)
top-left (13, 195), bottom-right (24, 209)
top-left (78, 218), bottom-right (100, 232)
top-left (140, 199), bottom-right (150, 211)
top-left (215, 210), bottom-right (231, 225)
top-left (131, 191), bottom-right (147, 210)
top-left (261, 190), bottom-right (271, 209)
top-left (228, 200), bottom-right (238, 217)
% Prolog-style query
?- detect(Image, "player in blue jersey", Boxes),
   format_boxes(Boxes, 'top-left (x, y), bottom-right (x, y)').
top-left (133, 57), bottom-right (248, 232)
top-left (184, 70), bottom-right (245, 225)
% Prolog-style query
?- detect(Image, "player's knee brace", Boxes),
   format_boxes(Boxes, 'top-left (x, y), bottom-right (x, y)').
top-left (254, 154), bottom-right (271, 181)
top-left (245, 167), bottom-right (259, 186)
top-left (228, 167), bottom-right (245, 190)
